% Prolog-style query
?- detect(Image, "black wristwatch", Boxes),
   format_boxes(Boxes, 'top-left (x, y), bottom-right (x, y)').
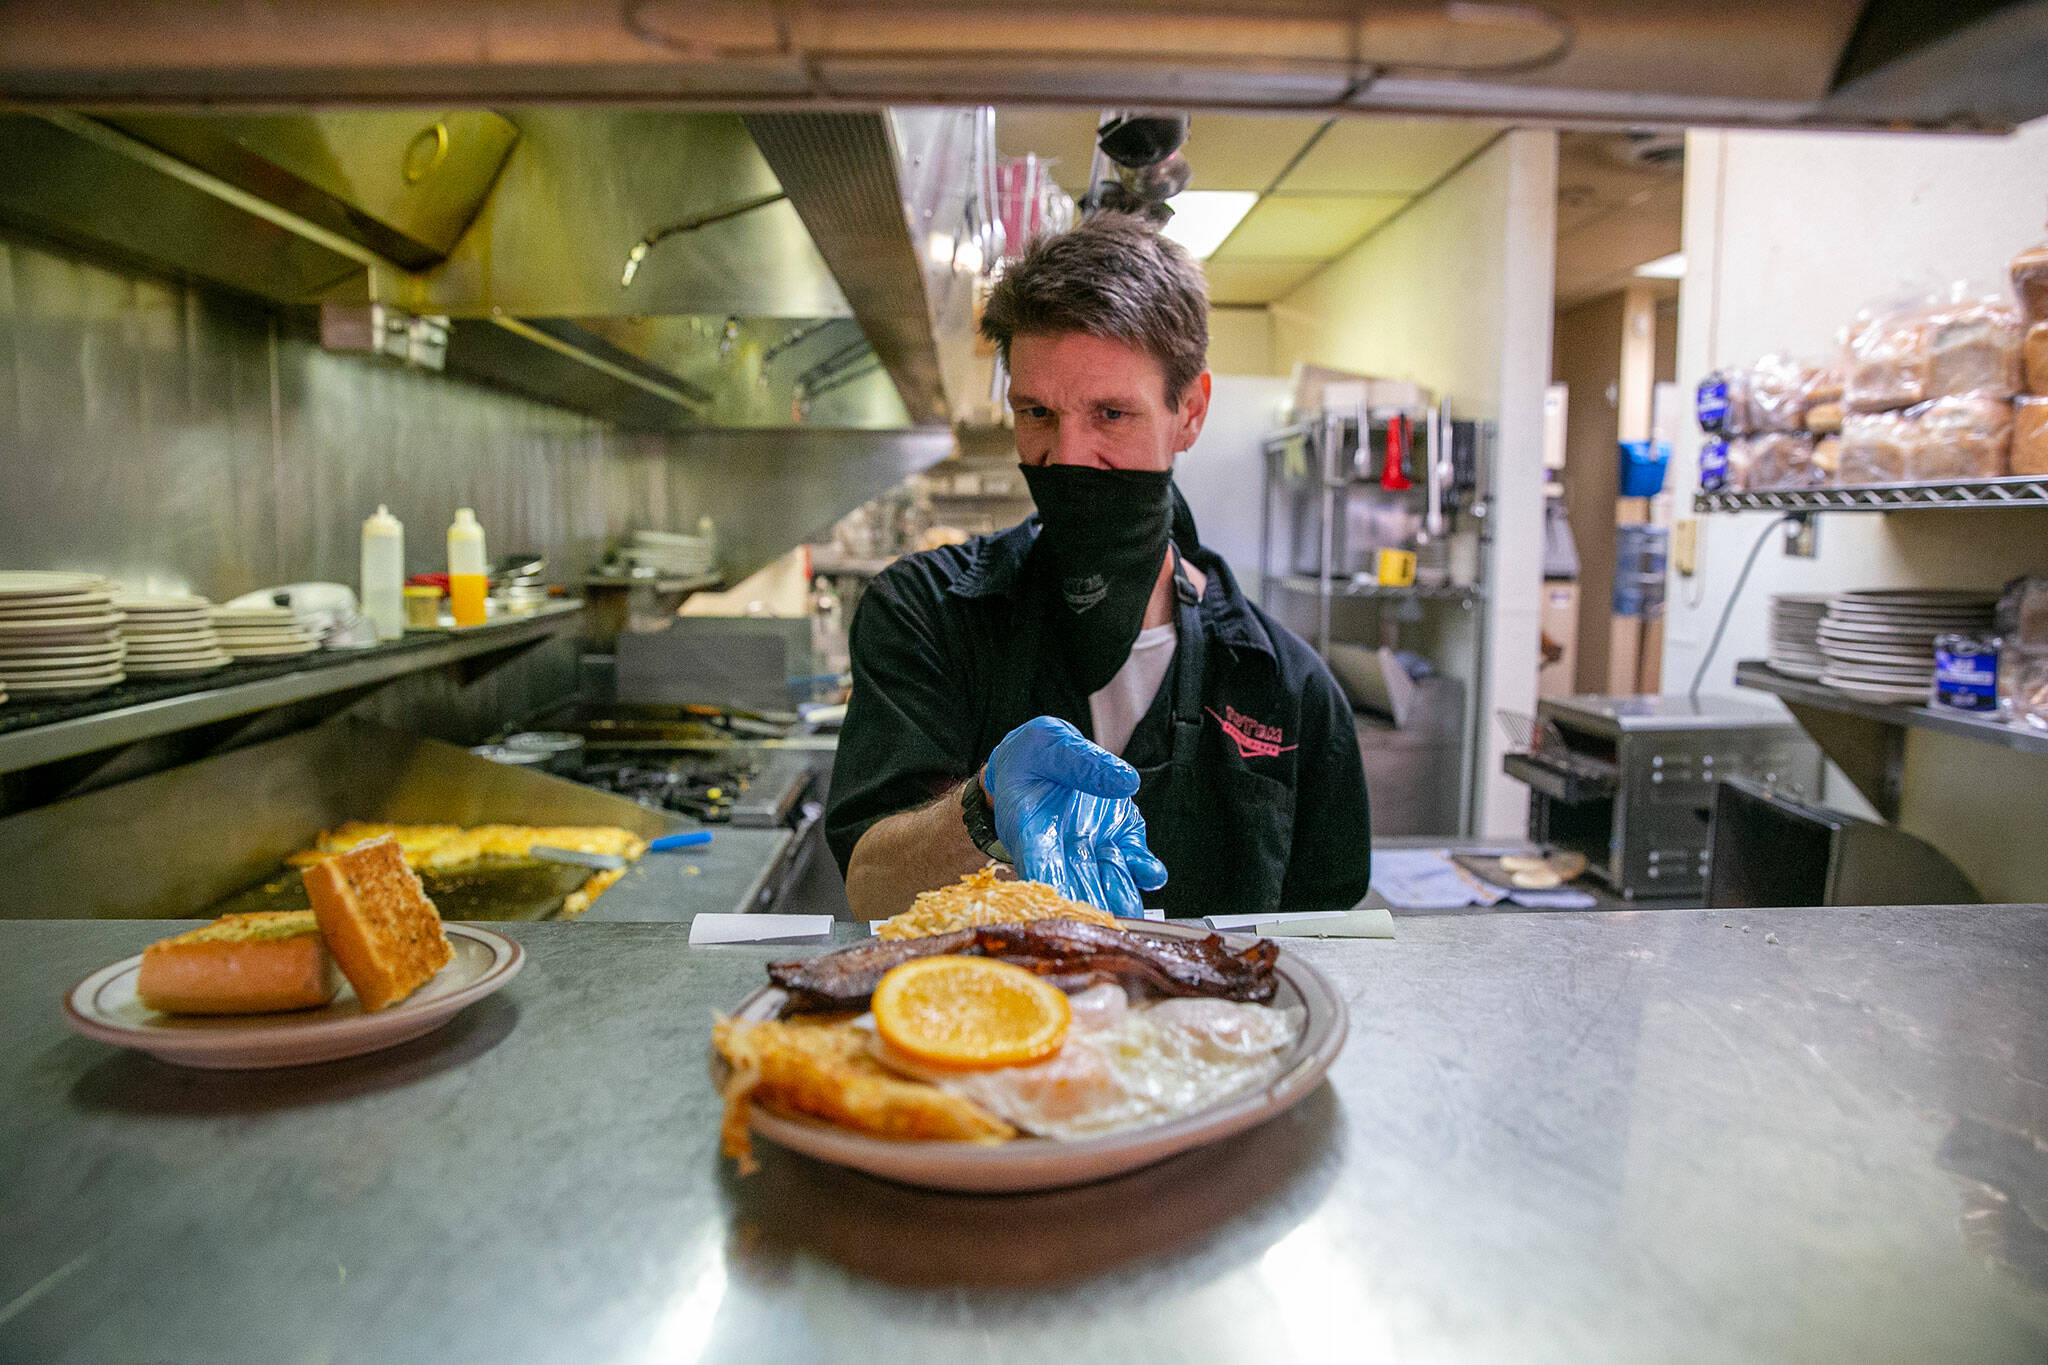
top-left (959, 772), bottom-right (1012, 864)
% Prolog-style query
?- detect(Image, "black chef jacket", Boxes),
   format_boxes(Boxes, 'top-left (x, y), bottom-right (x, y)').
top-left (825, 493), bottom-right (1373, 917)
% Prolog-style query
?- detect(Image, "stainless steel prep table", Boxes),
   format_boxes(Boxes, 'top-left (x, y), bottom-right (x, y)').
top-left (574, 826), bottom-right (795, 922)
top-left (5, 906), bottom-right (2048, 1363)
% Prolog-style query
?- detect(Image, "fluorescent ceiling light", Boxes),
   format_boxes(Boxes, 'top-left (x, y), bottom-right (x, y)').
top-left (1160, 191), bottom-right (1259, 259)
top-left (1634, 252), bottom-right (1686, 279)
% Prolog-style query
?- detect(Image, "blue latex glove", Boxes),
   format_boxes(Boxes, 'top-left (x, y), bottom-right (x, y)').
top-left (982, 716), bottom-right (1168, 917)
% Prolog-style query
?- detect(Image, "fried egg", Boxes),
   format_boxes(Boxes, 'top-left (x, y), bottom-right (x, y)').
top-left (865, 984), bottom-right (1302, 1140)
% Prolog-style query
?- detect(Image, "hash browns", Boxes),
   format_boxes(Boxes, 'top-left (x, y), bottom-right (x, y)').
top-left (712, 1014), bottom-right (1015, 1174)
top-left (286, 822), bottom-right (648, 917)
top-left (877, 866), bottom-right (1121, 940)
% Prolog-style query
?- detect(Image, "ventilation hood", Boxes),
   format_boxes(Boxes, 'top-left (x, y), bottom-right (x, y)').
top-left (0, 105), bottom-right (978, 432)
top-left (3, 2), bottom-right (2046, 131)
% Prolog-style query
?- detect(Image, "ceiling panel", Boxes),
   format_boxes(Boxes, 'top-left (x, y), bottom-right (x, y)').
top-left (1215, 195), bottom-right (1407, 260)
top-left (1202, 258), bottom-right (1323, 305)
top-left (1181, 115), bottom-right (1331, 191)
top-left (1278, 118), bottom-right (1500, 195)
top-left (996, 110), bottom-right (1329, 196)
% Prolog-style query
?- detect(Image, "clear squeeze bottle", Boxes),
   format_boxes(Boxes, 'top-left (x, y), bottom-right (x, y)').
top-left (360, 505), bottom-right (405, 640)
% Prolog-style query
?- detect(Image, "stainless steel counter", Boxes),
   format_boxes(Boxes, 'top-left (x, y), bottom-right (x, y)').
top-left (6, 906), bottom-right (2048, 1362)
top-left (576, 826), bottom-right (796, 922)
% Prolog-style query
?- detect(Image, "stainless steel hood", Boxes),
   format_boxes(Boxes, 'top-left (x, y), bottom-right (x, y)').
top-left (2, 1), bottom-right (2046, 131)
top-left (0, 105), bottom-right (968, 432)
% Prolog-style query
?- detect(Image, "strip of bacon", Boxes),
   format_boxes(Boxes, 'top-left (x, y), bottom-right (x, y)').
top-left (768, 918), bottom-right (1278, 1014)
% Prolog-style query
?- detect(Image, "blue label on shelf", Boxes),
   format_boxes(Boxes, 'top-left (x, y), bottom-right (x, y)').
top-left (1697, 375), bottom-right (1731, 432)
top-left (1932, 635), bottom-right (1999, 712)
top-left (1699, 439), bottom-right (1730, 491)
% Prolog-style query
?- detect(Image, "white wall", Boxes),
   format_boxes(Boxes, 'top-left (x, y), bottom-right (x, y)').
top-left (1669, 122), bottom-right (2048, 901)
top-left (1208, 306), bottom-right (1277, 375)
top-left (1272, 129), bottom-right (1559, 837)
top-left (1175, 374), bottom-right (1294, 590)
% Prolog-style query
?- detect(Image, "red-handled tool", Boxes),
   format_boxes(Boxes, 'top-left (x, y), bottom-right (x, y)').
top-left (1380, 414), bottom-right (1413, 490)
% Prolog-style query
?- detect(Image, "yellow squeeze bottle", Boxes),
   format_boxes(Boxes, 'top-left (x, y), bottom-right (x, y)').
top-left (447, 507), bottom-right (489, 628)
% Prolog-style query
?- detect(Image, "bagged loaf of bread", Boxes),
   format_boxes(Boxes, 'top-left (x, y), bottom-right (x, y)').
top-left (1744, 432), bottom-right (1822, 490)
top-left (1804, 363), bottom-right (1845, 407)
top-left (1837, 411), bottom-right (1912, 484)
top-left (2025, 321), bottom-right (2048, 394)
top-left (1812, 434), bottom-right (1842, 483)
top-left (1844, 303), bottom-right (1928, 413)
top-left (1722, 436), bottom-right (1756, 491)
top-left (1805, 401), bottom-right (1844, 434)
top-left (1747, 354), bottom-right (1816, 432)
top-left (1905, 393), bottom-right (2011, 480)
top-left (1923, 296), bottom-right (2020, 399)
top-left (2015, 396), bottom-right (2048, 476)
top-left (2011, 240), bottom-right (2048, 324)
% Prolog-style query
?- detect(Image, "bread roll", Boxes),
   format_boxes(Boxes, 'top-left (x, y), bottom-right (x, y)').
top-left (302, 835), bottom-right (453, 1011)
top-left (1805, 401), bottom-right (1844, 435)
top-left (137, 911), bottom-right (341, 1015)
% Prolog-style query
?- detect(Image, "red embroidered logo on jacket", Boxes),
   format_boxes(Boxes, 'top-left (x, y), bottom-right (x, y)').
top-left (1206, 705), bottom-right (1298, 759)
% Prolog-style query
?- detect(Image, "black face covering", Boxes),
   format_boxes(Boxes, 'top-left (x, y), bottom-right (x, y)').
top-left (1019, 463), bottom-right (1175, 693)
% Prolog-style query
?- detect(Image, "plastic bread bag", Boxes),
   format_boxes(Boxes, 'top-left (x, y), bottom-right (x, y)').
top-left (2007, 649), bottom-right (2048, 732)
top-left (1922, 290), bottom-right (2021, 399)
top-left (1804, 361), bottom-right (1845, 407)
top-left (2011, 236), bottom-right (2048, 324)
top-left (1904, 393), bottom-right (2012, 480)
top-left (1744, 432), bottom-right (1821, 490)
top-left (1837, 410), bottom-right (1912, 484)
top-left (1811, 434), bottom-right (1842, 484)
top-left (1747, 354), bottom-right (1817, 432)
top-left (2025, 320), bottom-right (2048, 394)
top-left (1997, 575), bottom-right (2048, 652)
top-left (1721, 435), bottom-right (1755, 491)
top-left (1843, 300), bottom-right (1930, 413)
top-left (1805, 400), bottom-right (1844, 434)
top-left (2015, 395), bottom-right (2048, 476)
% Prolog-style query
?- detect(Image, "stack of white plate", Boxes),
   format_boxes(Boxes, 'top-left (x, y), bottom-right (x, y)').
top-left (1817, 589), bottom-right (1997, 704)
top-left (0, 571), bottom-right (127, 697)
top-left (1766, 593), bottom-right (1830, 680)
top-left (210, 606), bottom-right (320, 659)
top-left (627, 529), bottom-right (715, 577)
top-left (115, 594), bottom-right (230, 675)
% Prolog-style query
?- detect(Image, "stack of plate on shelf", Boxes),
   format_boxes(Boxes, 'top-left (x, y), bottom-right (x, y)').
top-left (626, 529), bottom-right (715, 578)
top-left (210, 605), bottom-right (320, 659)
top-left (1817, 589), bottom-right (1997, 704)
top-left (115, 594), bottom-right (230, 675)
top-left (1766, 593), bottom-right (1830, 679)
top-left (0, 570), bottom-right (127, 698)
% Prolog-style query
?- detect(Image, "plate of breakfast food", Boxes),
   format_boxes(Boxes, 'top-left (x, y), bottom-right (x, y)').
top-left (63, 835), bottom-right (522, 1069)
top-left (711, 869), bottom-right (1347, 1192)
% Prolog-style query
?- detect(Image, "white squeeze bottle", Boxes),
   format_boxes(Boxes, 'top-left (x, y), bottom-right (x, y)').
top-left (447, 507), bottom-right (489, 628)
top-left (360, 505), bottom-right (405, 640)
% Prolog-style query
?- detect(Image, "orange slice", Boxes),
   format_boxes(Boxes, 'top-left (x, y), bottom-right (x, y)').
top-left (871, 955), bottom-right (1071, 1071)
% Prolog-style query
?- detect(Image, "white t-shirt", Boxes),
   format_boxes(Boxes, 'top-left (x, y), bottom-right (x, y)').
top-left (1088, 622), bottom-right (1178, 757)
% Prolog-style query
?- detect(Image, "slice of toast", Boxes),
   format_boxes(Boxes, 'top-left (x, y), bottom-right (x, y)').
top-left (137, 910), bottom-right (341, 1015)
top-left (301, 835), bottom-right (454, 1011)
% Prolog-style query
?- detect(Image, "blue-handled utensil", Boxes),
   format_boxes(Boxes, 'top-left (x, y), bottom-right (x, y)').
top-left (649, 830), bottom-right (713, 851)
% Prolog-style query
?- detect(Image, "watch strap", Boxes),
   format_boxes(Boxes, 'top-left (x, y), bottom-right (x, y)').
top-left (959, 774), bottom-right (1012, 864)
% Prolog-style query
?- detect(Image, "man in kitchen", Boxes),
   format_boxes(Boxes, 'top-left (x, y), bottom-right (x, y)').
top-left (827, 212), bottom-right (1371, 920)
